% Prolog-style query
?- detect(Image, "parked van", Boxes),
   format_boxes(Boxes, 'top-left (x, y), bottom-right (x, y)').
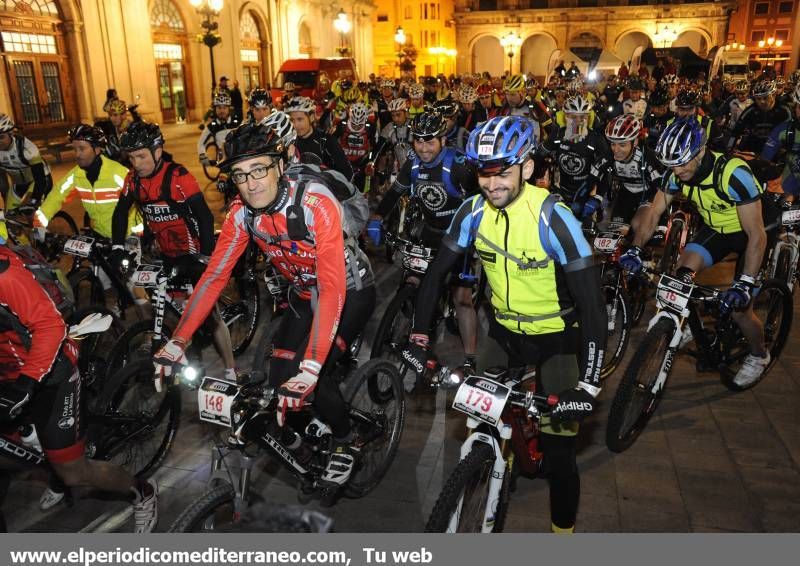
top-left (270, 58), bottom-right (358, 102)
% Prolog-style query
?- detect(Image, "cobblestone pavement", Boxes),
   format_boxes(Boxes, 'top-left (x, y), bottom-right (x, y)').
top-left (4, 122), bottom-right (800, 532)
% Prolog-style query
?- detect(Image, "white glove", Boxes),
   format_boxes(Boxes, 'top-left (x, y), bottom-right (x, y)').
top-left (153, 338), bottom-right (188, 392)
top-left (276, 360), bottom-right (320, 427)
top-left (32, 226), bottom-right (46, 243)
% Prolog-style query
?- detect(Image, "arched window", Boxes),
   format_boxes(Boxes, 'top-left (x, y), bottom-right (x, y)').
top-left (150, 0), bottom-right (185, 32)
top-left (240, 10), bottom-right (266, 93)
top-left (0, 0), bottom-right (59, 17)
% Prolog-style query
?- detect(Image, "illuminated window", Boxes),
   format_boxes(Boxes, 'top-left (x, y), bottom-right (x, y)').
top-left (151, 0), bottom-right (185, 32)
top-left (240, 49), bottom-right (259, 62)
top-left (1, 32), bottom-right (57, 54)
top-left (240, 11), bottom-right (259, 39)
top-left (0, 0), bottom-right (58, 17)
top-left (153, 43), bottom-right (183, 60)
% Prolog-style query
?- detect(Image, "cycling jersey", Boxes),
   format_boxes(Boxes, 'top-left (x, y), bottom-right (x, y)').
top-left (294, 130), bottom-right (354, 180)
top-left (732, 102), bottom-right (792, 153)
top-left (338, 124), bottom-right (372, 169)
top-left (498, 101), bottom-right (549, 139)
top-left (542, 128), bottom-right (610, 206)
top-left (37, 155), bottom-right (130, 239)
top-left (761, 119), bottom-right (800, 196)
top-left (174, 179), bottom-right (372, 367)
top-left (443, 125), bottom-right (468, 151)
top-left (591, 145), bottom-right (665, 199)
top-left (112, 159), bottom-right (214, 257)
top-left (458, 106), bottom-right (488, 132)
top-left (197, 117), bottom-right (240, 160)
top-left (720, 96), bottom-right (753, 131)
top-left (0, 134), bottom-right (52, 205)
top-left (662, 151), bottom-right (762, 234)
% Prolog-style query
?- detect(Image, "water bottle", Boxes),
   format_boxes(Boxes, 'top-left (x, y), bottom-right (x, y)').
top-left (305, 418), bottom-right (332, 438)
top-left (19, 424), bottom-right (42, 453)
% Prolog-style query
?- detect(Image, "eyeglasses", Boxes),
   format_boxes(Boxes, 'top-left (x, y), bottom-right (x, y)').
top-left (230, 161), bottom-right (279, 184)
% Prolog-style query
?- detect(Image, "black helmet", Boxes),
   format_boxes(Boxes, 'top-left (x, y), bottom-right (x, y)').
top-left (675, 88), bottom-right (700, 108)
top-left (410, 111), bottom-right (447, 140)
top-left (248, 88), bottom-right (272, 108)
top-left (119, 121), bottom-right (163, 152)
top-left (648, 86), bottom-right (670, 107)
top-left (627, 78), bottom-right (645, 91)
top-left (432, 99), bottom-right (459, 118)
top-left (220, 121), bottom-right (284, 171)
top-left (67, 124), bottom-right (107, 148)
top-left (424, 76), bottom-right (438, 86)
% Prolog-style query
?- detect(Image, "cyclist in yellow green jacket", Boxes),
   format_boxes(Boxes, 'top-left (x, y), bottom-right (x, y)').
top-left (33, 124), bottom-right (140, 238)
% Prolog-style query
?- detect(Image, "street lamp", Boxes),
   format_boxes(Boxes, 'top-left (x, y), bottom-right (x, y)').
top-left (191, 0), bottom-right (224, 93)
top-left (758, 36), bottom-right (784, 66)
top-left (500, 32), bottom-right (522, 75)
top-left (334, 9), bottom-right (352, 57)
top-left (394, 26), bottom-right (406, 76)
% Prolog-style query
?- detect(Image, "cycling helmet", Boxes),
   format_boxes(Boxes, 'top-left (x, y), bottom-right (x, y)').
top-left (734, 79), bottom-right (750, 93)
top-left (283, 82), bottom-right (297, 93)
top-left (662, 74), bottom-right (679, 85)
top-left (655, 117), bottom-right (706, 167)
top-left (409, 111), bottom-right (447, 140)
top-left (675, 88), bottom-right (701, 108)
top-left (791, 70), bottom-right (800, 85)
top-left (283, 96), bottom-right (316, 114)
top-left (563, 95), bottom-right (591, 114)
top-left (503, 74), bottom-right (525, 93)
top-left (648, 86), bottom-right (670, 106)
top-left (248, 88), bottom-right (272, 108)
top-left (408, 83), bottom-right (425, 99)
top-left (627, 78), bottom-right (645, 91)
top-left (423, 76), bottom-right (438, 87)
top-left (459, 85), bottom-right (478, 104)
top-left (340, 87), bottom-right (361, 103)
top-left (67, 124), bottom-right (108, 148)
top-left (220, 121), bottom-right (284, 171)
top-left (477, 84), bottom-right (493, 97)
top-left (261, 110), bottom-right (297, 147)
top-left (213, 91), bottom-right (232, 107)
top-left (525, 77), bottom-right (539, 90)
top-left (433, 99), bottom-right (459, 118)
top-left (348, 102), bottom-right (370, 129)
top-left (605, 115), bottom-right (642, 143)
top-left (380, 78), bottom-right (395, 90)
top-left (120, 121), bottom-right (164, 151)
top-left (752, 79), bottom-right (776, 97)
top-left (566, 79), bottom-right (583, 95)
top-left (0, 113), bottom-right (15, 134)
top-left (776, 76), bottom-right (786, 88)
top-left (388, 98), bottom-right (408, 112)
top-left (792, 84), bottom-right (800, 105)
top-left (465, 116), bottom-right (538, 174)
top-left (107, 99), bottom-right (128, 115)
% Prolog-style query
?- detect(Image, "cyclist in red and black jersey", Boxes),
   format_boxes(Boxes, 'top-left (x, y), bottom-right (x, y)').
top-left (153, 122), bottom-right (375, 488)
top-left (110, 122), bottom-right (237, 381)
top-left (0, 241), bottom-right (157, 532)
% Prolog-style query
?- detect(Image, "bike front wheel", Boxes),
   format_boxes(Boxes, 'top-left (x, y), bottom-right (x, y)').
top-left (606, 317), bottom-right (676, 453)
top-left (168, 482), bottom-right (237, 532)
top-left (601, 283), bottom-right (631, 380)
top-left (425, 442), bottom-right (509, 533)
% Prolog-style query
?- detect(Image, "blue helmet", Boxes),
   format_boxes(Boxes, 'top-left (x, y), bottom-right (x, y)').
top-left (655, 117), bottom-right (706, 167)
top-left (465, 116), bottom-right (538, 173)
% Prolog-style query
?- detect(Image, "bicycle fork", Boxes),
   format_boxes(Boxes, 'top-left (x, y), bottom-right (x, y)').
top-left (645, 311), bottom-right (685, 395)
top-left (152, 275), bottom-right (168, 348)
top-left (448, 418), bottom-right (512, 533)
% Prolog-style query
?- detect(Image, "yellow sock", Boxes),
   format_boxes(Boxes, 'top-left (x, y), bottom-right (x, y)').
top-left (551, 523), bottom-right (575, 534)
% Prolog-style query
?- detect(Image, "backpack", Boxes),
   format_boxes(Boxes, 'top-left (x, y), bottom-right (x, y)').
top-left (133, 162), bottom-right (200, 239)
top-left (282, 163), bottom-right (369, 240)
top-left (0, 303), bottom-right (32, 350)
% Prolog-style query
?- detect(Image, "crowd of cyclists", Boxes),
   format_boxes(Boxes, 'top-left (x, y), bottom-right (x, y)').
top-left (1, 59), bottom-right (800, 533)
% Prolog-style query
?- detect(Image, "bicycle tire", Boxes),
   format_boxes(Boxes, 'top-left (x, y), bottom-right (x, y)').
top-left (370, 285), bottom-right (416, 361)
top-left (249, 315), bottom-right (281, 379)
top-left (425, 442), bottom-right (503, 533)
top-left (219, 275), bottom-right (260, 355)
top-left (168, 482), bottom-right (237, 532)
top-left (68, 269), bottom-right (104, 311)
top-left (773, 247), bottom-right (792, 290)
top-left (658, 218), bottom-right (684, 276)
top-left (37, 211), bottom-right (79, 274)
top-left (105, 318), bottom-right (174, 380)
top-left (601, 283), bottom-right (631, 380)
top-left (90, 360), bottom-right (180, 479)
top-left (606, 317), bottom-right (676, 453)
top-left (342, 359), bottom-right (405, 498)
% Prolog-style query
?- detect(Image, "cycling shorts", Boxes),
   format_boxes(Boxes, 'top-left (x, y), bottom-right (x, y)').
top-left (31, 348), bottom-right (86, 464)
top-left (684, 223), bottom-right (748, 271)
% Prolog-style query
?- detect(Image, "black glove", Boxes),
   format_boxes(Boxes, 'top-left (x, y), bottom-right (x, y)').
top-left (0, 375), bottom-right (37, 421)
top-left (401, 333), bottom-right (429, 378)
top-left (550, 386), bottom-right (596, 424)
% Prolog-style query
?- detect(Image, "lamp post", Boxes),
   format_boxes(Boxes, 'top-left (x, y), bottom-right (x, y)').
top-left (394, 26), bottom-right (406, 77)
top-left (334, 9), bottom-right (352, 57)
top-left (500, 32), bottom-right (522, 75)
top-left (758, 36), bottom-right (784, 68)
top-left (191, 0), bottom-right (224, 93)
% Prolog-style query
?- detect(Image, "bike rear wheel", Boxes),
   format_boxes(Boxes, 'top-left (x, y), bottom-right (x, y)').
top-left (425, 442), bottom-right (506, 533)
top-left (89, 360), bottom-right (180, 478)
top-left (342, 359), bottom-right (405, 498)
top-left (606, 317), bottom-right (676, 453)
top-left (68, 268), bottom-right (104, 311)
top-left (601, 283), bottom-right (631, 380)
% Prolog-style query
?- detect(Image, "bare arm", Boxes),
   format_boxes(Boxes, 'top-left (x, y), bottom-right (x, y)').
top-left (736, 200), bottom-right (767, 279)
top-left (632, 189), bottom-right (673, 247)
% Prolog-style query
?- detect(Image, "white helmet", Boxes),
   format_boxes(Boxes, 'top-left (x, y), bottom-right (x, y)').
top-left (380, 78), bottom-right (395, 90)
top-left (213, 91), bottom-right (232, 107)
top-left (564, 95), bottom-right (591, 114)
top-left (662, 74), bottom-right (679, 85)
top-left (261, 110), bottom-right (297, 147)
top-left (408, 83), bottom-right (425, 99)
top-left (0, 113), bottom-right (15, 134)
top-left (348, 102), bottom-right (370, 129)
top-left (388, 98), bottom-right (408, 112)
top-left (283, 96), bottom-right (316, 114)
top-left (792, 84), bottom-right (800, 105)
top-left (459, 85), bottom-right (478, 104)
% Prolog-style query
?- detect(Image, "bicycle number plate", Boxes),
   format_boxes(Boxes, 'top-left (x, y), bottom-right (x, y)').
top-left (593, 233), bottom-right (621, 254)
top-left (452, 376), bottom-right (510, 426)
top-left (781, 208), bottom-right (800, 225)
top-left (63, 236), bottom-right (94, 257)
top-left (656, 274), bottom-right (693, 315)
top-left (131, 265), bottom-right (162, 287)
top-left (402, 255), bottom-right (429, 272)
top-left (197, 377), bottom-right (240, 427)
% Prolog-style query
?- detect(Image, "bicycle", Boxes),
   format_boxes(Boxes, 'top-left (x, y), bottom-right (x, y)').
top-left (763, 199), bottom-right (800, 293)
top-left (605, 269), bottom-right (793, 453)
top-left (202, 140), bottom-right (222, 181)
top-left (4, 205), bottom-right (79, 276)
top-left (166, 357), bottom-right (405, 531)
top-left (104, 258), bottom-right (260, 378)
top-left (424, 365), bottom-right (556, 533)
top-left (657, 196), bottom-right (696, 276)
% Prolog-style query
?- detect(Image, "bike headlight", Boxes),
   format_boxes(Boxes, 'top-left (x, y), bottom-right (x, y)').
top-left (181, 365), bottom-right (200, 384)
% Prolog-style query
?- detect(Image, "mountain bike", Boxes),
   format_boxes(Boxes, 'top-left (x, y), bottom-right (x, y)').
top-left (657, 197), bottom-right (696, 276)
top-left (763, 200), bottom-right (800, 293)
top-left (605, 270), bottom-right (793, 453)
top-left (167, 358), bottom-right (405, 531)
top-left (424, 366), bottom-right (556, 533)
top-left (4, 205), bottom-right (78, 276)
top-left (202, 140), bottom-right (222, 181)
